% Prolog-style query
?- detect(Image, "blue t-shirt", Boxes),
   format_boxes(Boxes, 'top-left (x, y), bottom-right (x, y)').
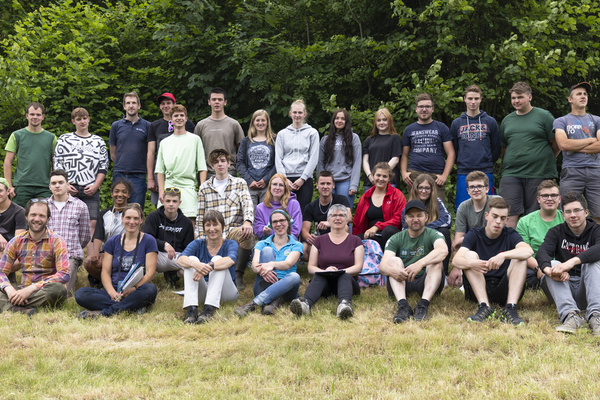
top-left (254, 234), bottom-right (303, 279)
top-left (103, 232), bottom-right (158, 287)
top-left (461, 227), bottom-right (523, 278)
top-left (179, 239), bottom-right (238, 282)
top-left (553, 113), bottom-right (600, 168)
top-left (109, 117), bottom-right (151, 173)
top-left (402, 120), bottom-right (451, 174)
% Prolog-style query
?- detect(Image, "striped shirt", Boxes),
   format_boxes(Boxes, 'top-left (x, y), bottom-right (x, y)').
top-left (0, 229), bottom-right (70, 290)
top-left (46, 195), bottom-right (91, 260)
top-left (195, 175), bottom-right (254, 238)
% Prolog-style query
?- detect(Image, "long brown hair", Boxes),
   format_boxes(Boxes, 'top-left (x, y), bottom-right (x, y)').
top-left (408, 174), bottom-right (439, 224)
top-left (263, 173), bottom-right (291, 209)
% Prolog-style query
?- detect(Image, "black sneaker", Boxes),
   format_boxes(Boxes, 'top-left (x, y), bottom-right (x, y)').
top-left (393, 301), bottom-right (413, 324)
top-left (196, 304), bottom-right (216, 324)
top-left (234, 302), bottom-right (257, 317)
top-left (78, 310), bottom-right (102, 319)
top-left (336, 300), bottom-right (354, 320)
top-left (164, 270), bottom-right (179, 288)
top-left (499, 304), bottom-right (525, 326)
top-left (9, 306), bottom-right (37, 317)
top-left (262, 297), bottom-right (282, 315)
top-left (467, 303), bottom-right (495, 322)
top-left (183, 306), bottom-right (198, 324)
top-left (414, 303), bottom-right (429, 321)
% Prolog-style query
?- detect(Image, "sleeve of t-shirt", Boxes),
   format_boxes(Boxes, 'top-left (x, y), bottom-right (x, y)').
top-left (254, 239), bottom-right (267, 253)
top-left (401, 130), bottom-right (411, 147)
top-left (515, 217), bottom-right (530, 245)
top-left (154, 146), bottom-right (165, 175)
top-left (148, 123), bottom-right (157, 142)
top-left (350, 234), bottom-right (363, 249)
top-left (455, 202), bottom-right (468, 233)
top-left (508, 229), bottom-right (524, 248)
top-left (234, 122), bottom-right (245, 147)
top-left (92, 209), bottom-right (108, 242)
top-left (439, 122), bottom-right (452, 142)
top-left (14, 207), bottom-right (27, 231)
top-left (391, 134), bottom-right (403, 158)
top-left (499, 119), bottom-right (507, 147)
top-left (5, 133), bottom-right (17, 153)
top-left (543, 110), bottom-right (555, 139)
top-left (103, 235), bottom-right (117, 256)
top-left (313, 235), bottom-right (324, 253)
top-left (142, 212), bottom-right (165, 252)
top-left (290, 240), bottom-right (304, 256)
top-left (222, 240), bottom-right (239, 263)
top-left (180, 239), bottom-right (201, 258)
top-left (185, 120), bottom-right (196, 132)
top-left (362, 136), bottom-right (371, 155)
top-left (384, 233), bottom-right (400, 253)
top-left (303, 201), bottom-right (315, 222)
top-left (142, 233), bottom-right (159, 254)
top-left (109, 122), bottom-right (118, 146)
top-left (461, 230), bottom-right (477, 250)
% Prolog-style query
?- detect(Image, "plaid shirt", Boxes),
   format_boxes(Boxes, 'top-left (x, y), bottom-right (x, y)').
top-left (195, 175), bottom-right (254, 238)
top-left (46, 195), bottom-right (91, 260)
top-left (0, 229), bottom-right (70, 290)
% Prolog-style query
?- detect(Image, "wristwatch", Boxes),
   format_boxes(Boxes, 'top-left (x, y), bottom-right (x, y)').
top-left (208, 261), bottom-right (215, 270)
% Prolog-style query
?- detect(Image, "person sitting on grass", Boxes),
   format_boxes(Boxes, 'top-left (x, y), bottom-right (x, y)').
top-left (179, 210), bottom-right (238, 324)
top-left (290, 204), bottom-right (364, 320)
top-left (0, 198), bottom-right (69, 316)
top-left (536, 192), bottom-right (600, 335)
top-left (379, 200), bottom-right (448, 323)
top-left (452, 197), bottom-right (532, 325)
top-left (75, 203), bottom-right (158, 318)
top-left (235, 209), bottom-right (302, 317)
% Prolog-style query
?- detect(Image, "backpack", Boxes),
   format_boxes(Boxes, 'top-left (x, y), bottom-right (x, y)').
top-left (358, 239), bottom-right (387, 288)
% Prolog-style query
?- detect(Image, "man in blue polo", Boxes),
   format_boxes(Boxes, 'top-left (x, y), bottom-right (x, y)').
top-left (109, 91), bottom-right (151, 206)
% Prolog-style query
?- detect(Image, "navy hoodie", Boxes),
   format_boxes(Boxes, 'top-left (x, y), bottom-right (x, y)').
top-left (450, 110), bottom-right (501, 174)
top-left (143, 206), bottom-right (195, 253)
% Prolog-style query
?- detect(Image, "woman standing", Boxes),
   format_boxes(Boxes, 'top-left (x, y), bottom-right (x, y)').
top-left (362, 108), bottom-right (402, 189)
top-left (254, 174), bottom-right (302, 240)
top-left (318, 108), bottom-right (362, 208)
top-left (274, 99), bottom-right (319, 213)
top-left (76, 203), bottom-right (158, 318)
top-left (290, 204), bottom-right (364, 319)
top-left (237, 109), bottom-right (277, 208)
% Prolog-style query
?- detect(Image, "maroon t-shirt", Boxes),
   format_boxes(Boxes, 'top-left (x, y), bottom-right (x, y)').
top-left (314, 234), bottom-right (363, 270)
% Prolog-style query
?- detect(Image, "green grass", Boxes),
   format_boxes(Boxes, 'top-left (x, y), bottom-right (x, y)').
top-left (2, 268), bottom-right (599, 400)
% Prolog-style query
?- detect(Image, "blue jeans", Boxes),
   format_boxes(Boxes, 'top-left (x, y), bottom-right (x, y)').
top-left (455, 173), bottom-right (494, 211)
top-left (113, 172), bottom-right (147, 207)
top-left (252, 247), bottom-right (301, 305)
top-left (74, 283), bottom-right (157, 316)
top-left (333, 179), bottom-right (354, 210)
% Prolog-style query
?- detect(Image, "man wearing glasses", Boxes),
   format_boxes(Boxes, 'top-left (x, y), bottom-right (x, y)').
top-left (536, 192), bottom-right (600, 335)
top-left (401, 93), bottom-right (455, 201)
top-left (516, 180), bottom-right (564, 289)
top-left (553, 82), bottom-right (600, 224)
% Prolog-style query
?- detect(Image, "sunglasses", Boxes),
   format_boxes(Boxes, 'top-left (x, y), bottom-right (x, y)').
top-left (164, 187), bottom-right (181, 194)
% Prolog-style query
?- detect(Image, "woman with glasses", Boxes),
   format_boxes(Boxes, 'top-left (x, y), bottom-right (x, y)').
top-left (362, 108), bottom-right (402, 189)
top-left (291, 204), bottom-right (363, 319)
top-left (254, 174), bottom-right (302, 240)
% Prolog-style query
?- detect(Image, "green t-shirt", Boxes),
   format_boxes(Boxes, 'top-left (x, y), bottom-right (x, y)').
top-left (500, 107), bottom-right (557, 178)
top-left (385, 227), bottom-right (445, 277)
top-left (5, 128), bottom-right (57, 188)
top-left (516, 210), bottom-right (564, 256)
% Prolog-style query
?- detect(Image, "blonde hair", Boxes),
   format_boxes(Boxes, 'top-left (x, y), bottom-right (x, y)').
top-left (289, 99), bottom-right (308, 123)
top-left (369, 107), bottom-right (398, 136)
top-left (248, 109), bottom-right (276, 145)
top-left (263, 173), bottom-right (291, 209)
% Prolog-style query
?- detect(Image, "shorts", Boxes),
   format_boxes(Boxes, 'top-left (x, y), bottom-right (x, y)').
top-left (499, 177), bottom-right (546, 216)
top-left (560, 167), bottom-right (600, 218)
top-left (72, 184), bottom-right (100, 220)
top-left (386, 270), bottom-right (446, 298)
top-left (463, 273), bottom-right (525, 306)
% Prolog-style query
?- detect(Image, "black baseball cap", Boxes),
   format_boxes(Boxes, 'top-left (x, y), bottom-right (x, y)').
top-left (569, 82), bottom-right (592, 96)
top-left (404, 199), bottom-right (427, 213)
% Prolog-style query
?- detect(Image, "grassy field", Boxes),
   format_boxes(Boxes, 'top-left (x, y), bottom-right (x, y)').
top-left (2, 268), bottom-right (600, 400)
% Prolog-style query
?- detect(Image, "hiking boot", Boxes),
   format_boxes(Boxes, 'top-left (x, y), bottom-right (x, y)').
top-left (183, 306), bottom-right (198, 324)
top-left (235, 272), bottom-right (245, 291)
top-left (234, 302), bottom-right (257, 317)
top-left (262, 297), bottom-right (282, 315)
top-left (556, 311), bottom-right (586, 334)
top-left (414, 303), bottom-right (429, 321)
top-left (336, 300), bottom-right (353, 320)
top-left (499, 304), bottom-right (525, 326)
top-left (290, 298), bottom-right (310, 316)
top-left (588, 313), bottom-right (600, 336)
top-left (467, 303), bottom-right (495, 322)
top-left (78, 310), bottom-right (102, 319)
top-left (196, 304), bottom-right (216, 324)
top-left (137, 307), bottom-right (147, 315)
top-left (9, 306), bottom-right (37, 317)
top-left (392, 301), bottom-right (413, 324)
top-left (164, 270), bottom-right (179, 288)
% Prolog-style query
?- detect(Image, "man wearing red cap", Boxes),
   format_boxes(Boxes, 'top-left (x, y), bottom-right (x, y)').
top-left (554, 82), bottom-right (600, 223)
top-left (146, 92), bottom-right (196, 206)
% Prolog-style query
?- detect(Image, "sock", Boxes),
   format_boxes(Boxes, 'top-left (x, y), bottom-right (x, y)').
top-left (506, 303), bottom-right (517, 309)
top-left (398, 299), bottom-right (409, 307)
top-left (417, 299), bottom-right (430, 308)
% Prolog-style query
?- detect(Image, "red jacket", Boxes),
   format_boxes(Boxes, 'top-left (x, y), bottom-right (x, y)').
top-left (353, 184), bottom-right (406, 235)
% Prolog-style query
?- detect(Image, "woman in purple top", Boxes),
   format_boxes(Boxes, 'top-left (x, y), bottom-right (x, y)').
top-left (290, 204), bottom-right (364, 319)
top-left (254, 173), bottom-right (302, 239)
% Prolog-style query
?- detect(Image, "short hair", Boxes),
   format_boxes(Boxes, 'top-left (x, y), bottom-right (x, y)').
top-left (50, 169), bottom-right (69, 183)
top-left (464, 85), bottom-right (481, 96)
top-left (111, 178), bottom-right (132, 195)
top-left (373, 162), bottom-right (395, 181)
top-left (25, 198), bottom-right (51, 219)
top-left (26, 102), bottom-right (45, 114)
top-left (466, 170), bottom-right (489, 186)
top-left (509, 82), bottom-right (532, 95)
top-left (203, 209), bottom-right (225, 229)
top-left (369, 107), bottom-right (398, 136)
top-left (210, 87), bottom-right (227, 100)
top-left (488, 197), bottom-right (510, 212)
top-left (537, 180), bottom-right (559, 194)
top-left (208, 149), bottom-right (231, 166)
top-left (170, 104), bottom-right (187, 117)
top-left (416, 93), bottom-right (434, 106)
top-left (163, 188), bottom-right (181, 200)
top-left (562, 192), bottom-right (587, 210)
top-left (123, 91), bottom-right (140, 105)
top-left (317, 170), bottom-right (334, 182)
top-left (327, 203), bottom-right (349, 220)
top-left (122, 203), bottom-right (144, 221)
top-left (71, 107), bottom-right (89, 119)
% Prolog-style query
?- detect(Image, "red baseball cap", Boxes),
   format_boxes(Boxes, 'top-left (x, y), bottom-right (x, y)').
top-left (156, 92), bottom-right (176, 104)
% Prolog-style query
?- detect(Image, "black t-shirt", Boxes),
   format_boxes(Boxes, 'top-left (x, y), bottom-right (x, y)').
top-left (0, 202), bottom-right (27, 241)
top-left (462, 226), bottom-right (523, 278)
top-left (366, 198), bottom-right (384, 228)
top-left (303, 194), bottom-right (350, 235)
top-left (362, 133), bottom-right (402, 186)
top-left (148, 118), bottom-right (196, 152)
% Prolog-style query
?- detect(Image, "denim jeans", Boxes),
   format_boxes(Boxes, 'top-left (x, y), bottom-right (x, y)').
top-left (252, 246), bottom-right (300, 305)
top-left (332, 179), bottom-right (354, 211)
top-left (113, 172), bottom-right (147, 207)
top-left (74, 283), bottom-right (157, 316)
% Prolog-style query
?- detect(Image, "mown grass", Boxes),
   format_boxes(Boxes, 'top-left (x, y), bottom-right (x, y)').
top-left (2, 268), bottom-right (599, 400)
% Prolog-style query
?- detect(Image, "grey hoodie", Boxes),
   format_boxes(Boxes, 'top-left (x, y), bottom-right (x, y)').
top-left (275, 123), bottom-right (319, 181)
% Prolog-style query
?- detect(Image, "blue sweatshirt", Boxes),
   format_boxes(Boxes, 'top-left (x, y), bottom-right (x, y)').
top-left (450, 111), bottom-right (500, 174)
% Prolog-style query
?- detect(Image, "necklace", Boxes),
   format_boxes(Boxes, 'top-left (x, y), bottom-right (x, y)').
top-left (319, 198), bottom-right (333, 215)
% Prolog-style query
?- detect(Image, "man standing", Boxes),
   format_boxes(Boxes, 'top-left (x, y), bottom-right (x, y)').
top-left (46, 170), bottom-right (91, 294)
top-left (54, 107), bottom-right (108, 242)
top-left (146, 92), bottom-right (196, 206)
top-left (196, 149), bottom-right (254, 290)
top-left (301, 171), bottom-right (351, 260)
top-left (3, 102), bottom-right (56, 207)
top-left (143, 188), bottom-right (194, 287)
top-left (499, 82), bottom-right (558, 228)
top-left (453, 197), bottom-right (532, 325)
top-left (554, 82), bottom-right (600, 223)
top-left (0, 198), bottom-right (70, 315)
top-left (0, 177), bottom-right (27, 254)
top-left (194, 88), bottom-right (245, 178)
top-left (516, 180), bottom-right (564, 289)
top-left (450, 85), bottom-right (501, 209)
top-left (536, 192), bottom-right (600, 335)
top-left (109, 91), bottom-right (151, 206)
top-left (379, 200), bottom-right (448, 323)
top-left (401, 93), bottom-right (455, 201)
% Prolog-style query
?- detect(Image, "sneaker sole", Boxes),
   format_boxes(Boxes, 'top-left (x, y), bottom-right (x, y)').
top-left (290, 301), bottom-right (306, 316)
top-left (337, 306), bottom-right (353, 320)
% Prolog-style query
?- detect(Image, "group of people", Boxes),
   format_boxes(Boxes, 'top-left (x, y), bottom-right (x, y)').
top-left (1, 81), bottom-right (600, 336)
